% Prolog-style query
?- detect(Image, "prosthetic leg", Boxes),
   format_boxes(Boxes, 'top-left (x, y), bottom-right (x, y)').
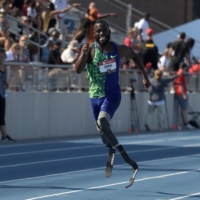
top-left (97, 111), bottom-right (138, 188)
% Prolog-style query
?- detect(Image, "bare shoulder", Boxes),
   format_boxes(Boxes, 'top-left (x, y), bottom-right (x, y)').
top-left (118, 45), bottom-right (137, 58)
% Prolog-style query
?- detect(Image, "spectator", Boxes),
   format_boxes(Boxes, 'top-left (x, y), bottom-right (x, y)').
top-left (186, 38), bottom-right (199, 65)
top-left (22, 0), bottom-right (33, 17)
top-left (158, 48), bottom-right (170, 71)
top-left (5, 43), bottom-right (21, 91)
top-left (12, 0), bottom-right (24, 11)
top-left (19, 35), bottom-right (30, 63)
top-left (42, 2), bottom-right (80, 37)
top-left (174, 62), bottom-right (195, 129)
top-left (41, 0), bottom-right (56, 33)
top-left (41, 40), bottom-right (54, 63)
top-left (48, 28), bottom-right (60, 43)
top-left (168, 32), bottom-right (191, 72)
top-left (61, 40), bottom-right (80, 65)
top-left (145, 69), bottom-right (179, 131)
top-left (137, 12), bottom-right (151, 41)
top-left (0, 12), bottom-right (13, 51)
top-left (0, 48), bottom-right (15, 141)
top-left (72, 17), bottom-right (90, 47)
top-left (47, 40), bottom-right (63, 65)
top-left (6, 42), bottom-right (20, 62)
top-left (0, 1), bottom-right (10, 24)
top-left (141, 28), bottom-right (158, 70)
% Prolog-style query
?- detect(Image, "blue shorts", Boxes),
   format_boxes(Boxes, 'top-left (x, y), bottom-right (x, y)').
top-left (176, 95), bottom-right (188, 109)
top-left (90, 93), bottom-right (121, 121)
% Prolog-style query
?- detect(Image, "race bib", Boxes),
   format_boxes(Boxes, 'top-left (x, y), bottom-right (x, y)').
top-left (98, 59), bottom-right (116, 74)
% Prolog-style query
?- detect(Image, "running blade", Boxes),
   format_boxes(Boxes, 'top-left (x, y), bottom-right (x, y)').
top-left (125, 168), bottom-right (138, 188)
top-left (105, 149), bottom-right (115, 178)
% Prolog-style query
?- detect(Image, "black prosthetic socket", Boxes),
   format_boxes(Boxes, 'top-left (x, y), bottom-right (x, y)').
top-left (98, 118), bottom-right (119, 147)
top-left (117, 145), bottom-right (138, 169)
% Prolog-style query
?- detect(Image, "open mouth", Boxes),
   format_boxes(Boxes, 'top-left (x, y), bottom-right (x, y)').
top-left (99, 36), bottom-right (106, 43)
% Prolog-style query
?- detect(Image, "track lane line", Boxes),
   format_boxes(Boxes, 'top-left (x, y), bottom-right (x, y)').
top-left (169, 192), bottom-right (200, 200)
top-left (24, 169), bottom-right (200, 200)
top-left (0, 146), bottom-right (180, 169)
top-left (0, 152), bottom-right (200, 184)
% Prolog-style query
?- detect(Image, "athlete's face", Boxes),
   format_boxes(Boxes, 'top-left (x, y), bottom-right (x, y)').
top-left (94, 23), bottom-right (110, 45)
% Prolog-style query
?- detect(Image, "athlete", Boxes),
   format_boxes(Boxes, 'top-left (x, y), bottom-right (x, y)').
top-left (75, 20), bottom-right (151, 188)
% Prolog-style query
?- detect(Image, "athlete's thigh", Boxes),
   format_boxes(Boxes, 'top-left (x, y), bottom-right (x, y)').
top-left (90, 97), bottom-right (105, 121)
top-left (100, 93), bottom-right (121, 119)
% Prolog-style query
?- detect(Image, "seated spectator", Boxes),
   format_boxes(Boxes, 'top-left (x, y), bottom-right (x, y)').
top-left (0, 12), bottom-right (13, 51)
top-left (6, 43), bottom-right (20, 62)
top-left (48, 28), bottom-right (60, 43)
top-left (41, 40), bottom-right (54, 63)
top-left (18, 35), bottom-right (30, 63)
top-left (158, 49), bottom-right (170, 71)
top-left (47, 40), bottom-right (63, 65)
top-left (61, 40), bottom-right (80, 66)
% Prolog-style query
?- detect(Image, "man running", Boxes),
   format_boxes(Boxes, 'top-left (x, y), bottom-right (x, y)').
top-left (75, 20), bottom-right (151, 188)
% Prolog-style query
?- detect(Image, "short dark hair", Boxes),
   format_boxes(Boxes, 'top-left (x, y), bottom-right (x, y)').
top-left (179, 32), bottom-right (186, 40)
top-left (186, 38), bottom-right (195, 48)
top-left (94, 20), bottom-right (109, 28)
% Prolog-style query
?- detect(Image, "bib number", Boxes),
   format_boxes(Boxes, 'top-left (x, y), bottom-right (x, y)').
top-left (98, 59), bottom-right (116, 74)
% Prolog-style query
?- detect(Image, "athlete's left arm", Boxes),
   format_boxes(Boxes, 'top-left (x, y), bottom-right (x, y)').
top-left (118, 45), bottom-right (151, 89)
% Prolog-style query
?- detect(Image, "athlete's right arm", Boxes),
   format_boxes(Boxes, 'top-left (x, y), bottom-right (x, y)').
top-left (75, 42), bottom-right (90, 74)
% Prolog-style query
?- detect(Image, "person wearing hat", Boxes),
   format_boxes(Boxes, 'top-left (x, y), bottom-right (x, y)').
top-left (145, 69), bottom-right (179, 131)
top-left (168, 32), bottom-right (191, 72)
top-left (141, 28), bottom-right (159, 70)
top-left (61, 40), bottom-right (80, 65)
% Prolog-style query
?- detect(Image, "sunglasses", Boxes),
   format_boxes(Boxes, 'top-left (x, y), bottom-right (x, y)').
top-left (14, 47), bottom-right (20, 50)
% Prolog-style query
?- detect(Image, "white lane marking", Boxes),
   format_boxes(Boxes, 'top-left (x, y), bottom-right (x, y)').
top-left (169, 136), bottom-right (200, 141)
top-left (1, 152), bottom-right (200, 184)
top-left (2, 135), bottom-right (200, 157)
top-left (0, 146), bottom-right (178, 169)
top-left (169, 192), bottom-right (200, 200)
top-left (0, 145), bottom-right (102, 157)
top-left (25, 169), bottom-right (200, 200)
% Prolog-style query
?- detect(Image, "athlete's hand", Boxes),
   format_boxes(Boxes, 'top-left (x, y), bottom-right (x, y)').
top-left (143, 77), bottom-right (151, 89)
top-left (109, 13), bottom-right (118, 17)
top-left (72, 3), bottom-right (81, 7)
top-left (81, 42), bottom-right (90, 56)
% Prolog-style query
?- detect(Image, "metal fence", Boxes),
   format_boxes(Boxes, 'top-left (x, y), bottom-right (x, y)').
top-left (4, 62), bottom-right (200, 93)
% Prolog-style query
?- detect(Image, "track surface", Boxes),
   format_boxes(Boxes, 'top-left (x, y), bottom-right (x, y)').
top-left (1, 130), bottom-right (200, 200)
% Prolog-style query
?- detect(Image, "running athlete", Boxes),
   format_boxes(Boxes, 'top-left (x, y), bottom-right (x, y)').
top-left (75, 20), bottom-right (151, 188)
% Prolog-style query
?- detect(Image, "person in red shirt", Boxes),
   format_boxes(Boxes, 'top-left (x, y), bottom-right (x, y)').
top-left (174, 62), bottom-right (195, 129)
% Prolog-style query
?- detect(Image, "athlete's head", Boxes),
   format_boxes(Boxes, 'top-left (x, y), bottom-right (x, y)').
top-left (93, 20), bottom-right (111, 45)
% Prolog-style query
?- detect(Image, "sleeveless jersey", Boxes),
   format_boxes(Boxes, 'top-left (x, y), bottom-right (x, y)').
top-left (87, 42), bottom-right (121, 98)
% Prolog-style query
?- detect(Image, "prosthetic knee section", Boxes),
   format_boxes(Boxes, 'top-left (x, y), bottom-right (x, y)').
top-left (97, 117), bottom-right (119, 147)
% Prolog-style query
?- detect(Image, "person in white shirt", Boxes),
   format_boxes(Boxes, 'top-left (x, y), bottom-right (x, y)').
top-left (137, 12), bottom-right (151, 41)
top-left (61, 40), bottom-right (80, 66)
top-left (158, 49), bottom-right (170, 71)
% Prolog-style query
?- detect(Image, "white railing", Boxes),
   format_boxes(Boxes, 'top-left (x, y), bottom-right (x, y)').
top-left (4, 62), bottom-right (200, 93)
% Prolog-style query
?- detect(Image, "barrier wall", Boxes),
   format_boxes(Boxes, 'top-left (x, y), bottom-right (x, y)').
top-left (5, 92), bottom-right (200, 140)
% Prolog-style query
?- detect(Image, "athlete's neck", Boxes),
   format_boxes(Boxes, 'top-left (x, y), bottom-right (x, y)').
top-left (97, 42), bottom-right (112, 53)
